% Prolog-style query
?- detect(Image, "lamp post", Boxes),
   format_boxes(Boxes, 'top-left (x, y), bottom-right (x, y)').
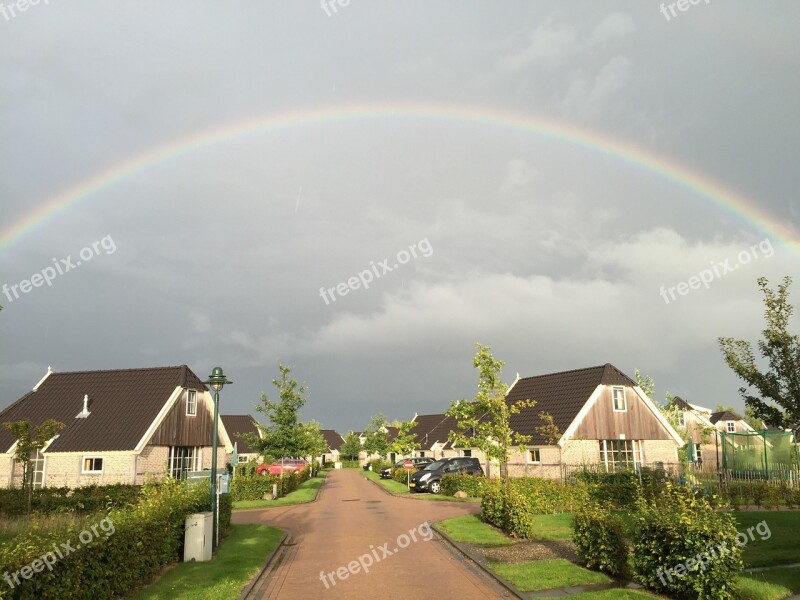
top-left (203, 366), bottom-right (232, 551)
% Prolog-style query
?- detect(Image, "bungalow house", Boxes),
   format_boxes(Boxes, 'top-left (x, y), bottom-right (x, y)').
top-left (0, 365), bottom-right (231, 488)
top-left (402, 364), bottom-right (681, 479)
top-left (710, 410), bottom-right (754, 435)
top-left (501, 363), bottom-right (683, 478)
top-left (358, 426), bottom-right (398, 466)
top-left (319, 429), bottom-right (344, 465)
top-left (220, 415), bottom-right (261, 465)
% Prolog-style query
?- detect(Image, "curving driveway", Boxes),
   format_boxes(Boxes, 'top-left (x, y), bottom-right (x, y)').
top-left (232, 469), bottom-right (510, 599)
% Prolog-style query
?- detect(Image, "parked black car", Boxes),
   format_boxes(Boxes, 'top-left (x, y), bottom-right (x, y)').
top-left (379, 457), bottom-right (434, 479)
top-left (409, 457), bottom-right (484, 494)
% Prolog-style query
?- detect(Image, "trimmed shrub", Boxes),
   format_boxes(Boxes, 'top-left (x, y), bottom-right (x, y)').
top-left (0, 479), bottom-right (219, 600)
top-left (440, 474), bottom-right (486, 497)
top-left (573, 503), bottom-right (629, 577)
top-left (0, 484), bottom-right (141, 518)
top-left (479, 482), bottom-right (534, 538)
top-left (368, 459), bottom-right (391, 472)
top-left (632, 484), bottom-right (743, 600)
top-left (391, 467), bottom-right (417, 484)
top-left (511, 477), bottom-right (589, 514)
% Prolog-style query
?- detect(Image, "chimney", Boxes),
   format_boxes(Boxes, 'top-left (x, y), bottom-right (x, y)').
top-left (76, 394), bottom-right (91, 418)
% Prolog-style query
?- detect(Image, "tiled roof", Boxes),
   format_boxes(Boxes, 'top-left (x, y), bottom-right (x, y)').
top-left (221, 415), bottom-right (259, 454)
top-left (671, 396), bottom-right (692, 411)
top-left (320, 429), bottom-right (344, 451)
top-left (411, 413), bottom-right (461, 449)
top-left (507, 363), bottom-right (636, 445)
top-left (0, 365), bottom-right (205, 453)
top-left (710, 410), bottom-right (742, 424)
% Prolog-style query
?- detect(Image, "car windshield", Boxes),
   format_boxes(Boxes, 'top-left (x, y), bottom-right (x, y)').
top-left (423, 460), bottom-right (445, 471)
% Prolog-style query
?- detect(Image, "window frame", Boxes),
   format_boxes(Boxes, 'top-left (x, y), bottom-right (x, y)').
top-left (186, 390), bottom-right (198, 416)
top-left (726, 421), bottom-right (735, 433)
top-left (81, 456), bottom-right (104, 475)
top-left (529, 448), bottom-right (541, 464)
top-left (612, 386), bottom-right (627, 412)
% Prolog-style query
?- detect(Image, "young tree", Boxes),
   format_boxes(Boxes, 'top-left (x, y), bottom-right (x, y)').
top-left (3, 419), bottom-right (64, 515)
top-left (363, 413), bottom-right (390, 458)
top-left (242, 365), bottom-right (308, 459)
top-left (390, 420), bottom-right (419, 458)
top-left (719, 276), bottom-right (800, 427)
top-left (340, 431), bottom-right (362, 461)
top-left (446, 343), bottom-right (533, 490)
top-left (297, 420), bottom-right (329, 468)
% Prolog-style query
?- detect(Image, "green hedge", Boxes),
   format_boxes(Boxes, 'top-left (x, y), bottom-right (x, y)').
top-left (510, 477), bottom-right (589, 514)
top-left (632, 484), bottom-right (743, 599)
top-left (573, 503), bottom-right (629, 577)
top-left (0, 484), bottom-right (141, 518)
top-left (479, 483), bottom-right (534, 538)
top-left (0, 478), bottom-right (226, 600)
top-left (440, 474), bottom-right (486, 497)
top-left (391, 467), bottom-right (417, 484)
top-left (229, 468), bottom-right (310, 502)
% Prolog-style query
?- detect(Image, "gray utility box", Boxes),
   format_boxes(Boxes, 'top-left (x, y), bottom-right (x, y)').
top-left (184, 512), bottom-right (213, 562)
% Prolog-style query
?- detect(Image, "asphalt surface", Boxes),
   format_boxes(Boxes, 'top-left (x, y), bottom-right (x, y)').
top-left (232, 469), bottom-right (511, 599)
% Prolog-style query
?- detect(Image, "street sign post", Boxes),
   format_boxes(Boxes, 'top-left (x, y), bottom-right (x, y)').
top-left (404, 460), bottom-right (413, 489)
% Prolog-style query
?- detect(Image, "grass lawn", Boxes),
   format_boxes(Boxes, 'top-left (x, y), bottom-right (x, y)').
top-left (233, 476), bottom-right (324, 509)
top-left (734, 512), bottom-right (799, 568)
top-left (490, 558), bottom-right (610, 592)
top-left (131, 524), bottom-right (282, 600)
top-left (737, 568), bottom-right (800, 600)
top-left (437, 515), bottom-right (513, 546)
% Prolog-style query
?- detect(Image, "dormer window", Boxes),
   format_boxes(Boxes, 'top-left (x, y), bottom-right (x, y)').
top-left (186, 390), bottom-right (197, 416)
top-left (612, 387), bottom-right (627, 412)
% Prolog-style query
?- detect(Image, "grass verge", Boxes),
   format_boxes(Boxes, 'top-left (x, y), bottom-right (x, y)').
top-left (734, 512), bottom-right (799, 568)
top-left (233, 476), bottom-right (324, 509)
top-left (736, 568), bottom-right (800, 600)
top-left (131, 524), bottom-right (282, 600)
top-left (572, 590), bottom-right (664, 599)
top-left (437, 515), bottom-right (513, 546)
top-left (490, 558), bottom-right (610, 592)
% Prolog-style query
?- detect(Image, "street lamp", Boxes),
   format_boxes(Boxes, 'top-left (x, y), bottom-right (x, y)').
top-left (203, 366), bottom-right (232, 551)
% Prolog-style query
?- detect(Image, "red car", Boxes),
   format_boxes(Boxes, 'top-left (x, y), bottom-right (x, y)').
top-left (256, 458), bottom-right (309, 476)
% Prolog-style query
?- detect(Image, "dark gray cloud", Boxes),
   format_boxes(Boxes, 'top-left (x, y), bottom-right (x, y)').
top-left (1, 1), bottom-right (799, 432)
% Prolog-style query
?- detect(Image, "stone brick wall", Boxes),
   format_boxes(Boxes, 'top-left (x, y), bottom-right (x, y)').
top-left (45, 453), bottom-right (136, 487)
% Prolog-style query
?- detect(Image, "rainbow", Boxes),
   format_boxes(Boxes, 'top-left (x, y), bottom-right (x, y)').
top-left (1, 102), bottom-right (796, 254)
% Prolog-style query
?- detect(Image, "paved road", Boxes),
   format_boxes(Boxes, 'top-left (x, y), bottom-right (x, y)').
top-left (232, 469), bottom-right (510, 599)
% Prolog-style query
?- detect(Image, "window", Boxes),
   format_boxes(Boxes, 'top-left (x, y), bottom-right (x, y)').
top-left (186, 390), bottom-right (197, 416)
top-left (726, 421), bottom-right (735, 433)
top-left (695, 443), bottom-right (703, 465)
top-left (418, 451), bottom-right (425, 457)
top-left (30, 449), bottom-right (45, 489)
top-left (677, 412), bottom-right (685, 427)
top-left (599, 440), bottom-right (642, 470)
top-left (169, 446), bottom-right (200, 479)
top-left (462, 449), bottom-right (472, 457)
top-left (612, 387), bottom-right (627, 412)
top-left (529, 448), bottom-right (541, 463)
top-left (82, 457), bottom-right (104, 474)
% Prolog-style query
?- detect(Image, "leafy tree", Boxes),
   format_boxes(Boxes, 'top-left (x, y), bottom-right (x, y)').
top-left (340, 431), bottom-right (362, 461)
top-left (446, 343), bottom-right (533, 490)
top-left (3, 419), bottom-right (64, 515)
top-left (719, 276), bottom-right (800, 427)
top-left (390, 420), bottom-right (419, 457)
top-left (243, 365), bottom-right (308, 459)
top-left (297, 420), bottom-right (329, 468)
top-left (363, 413), bottom-right (391, 458)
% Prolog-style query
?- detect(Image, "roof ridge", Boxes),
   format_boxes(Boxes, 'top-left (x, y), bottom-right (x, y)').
top-left (48, 365), bottom-right (189, 375)
top-left (517, 363), bottom-right (610, 381)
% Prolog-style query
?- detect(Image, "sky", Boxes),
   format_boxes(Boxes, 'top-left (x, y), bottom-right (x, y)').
top-left (1, 2), bottom-right (799, 434)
